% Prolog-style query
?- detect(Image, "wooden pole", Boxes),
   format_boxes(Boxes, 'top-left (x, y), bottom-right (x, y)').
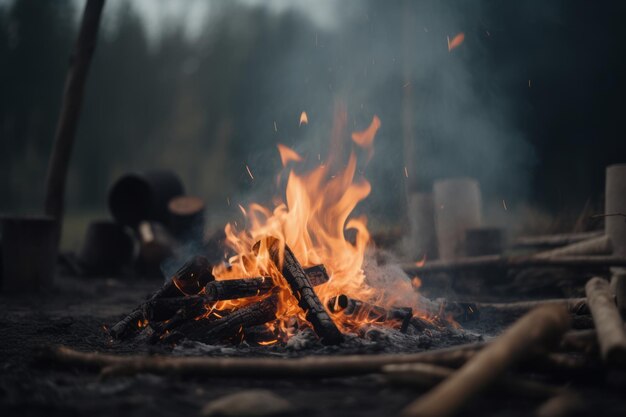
top-left (584, 277), bottom-right (626, 365)
top-left (43, 342), bottom-right (483, 378)
top-left (400, 305), bottom-right (570, 417)
top-left (43, 0), bottom-right (105, 242)
top-left (403, 254), bottom-right (626, 275)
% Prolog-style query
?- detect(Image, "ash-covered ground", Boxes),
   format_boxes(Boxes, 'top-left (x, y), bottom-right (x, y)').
top-left (0, 269), bottom-right (624, 417)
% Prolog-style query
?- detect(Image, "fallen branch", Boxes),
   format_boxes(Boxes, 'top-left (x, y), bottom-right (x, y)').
top-left (585, 277), bottom-right (626, 366)
top-left (475, 298), bottom-right (588, 315)
top-left (400, 305), bottom-right (570, 417)
top-left (403, 255), bottom-right (626, 276)
top-left (43, 341), bottom-right (484, 378)
top-left (384, 362), bottom-right (565, 400)
top-left (512, 231), bottom-right (603, 249)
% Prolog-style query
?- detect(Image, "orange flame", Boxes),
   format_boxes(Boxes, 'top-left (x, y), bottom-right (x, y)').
top-left (277, 143), bottom-right (303, 167)
top-left (351, 115), bottom-right (381, 148)
top-left (208, 110), bottom-right (437, 338)
top-left (447, 32), bottom-right (465, 52)
top-left (299, 111), bottom-right (309, 126)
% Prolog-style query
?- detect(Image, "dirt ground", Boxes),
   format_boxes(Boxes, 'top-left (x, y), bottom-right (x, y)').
top-left (1, 273), bottom-right (625, 417)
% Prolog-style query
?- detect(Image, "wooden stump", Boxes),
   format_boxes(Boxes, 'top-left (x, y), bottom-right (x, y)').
top-left (1, 216), bottom-right (57, 293)
top-left (168, 195), bottom-right (205, 241)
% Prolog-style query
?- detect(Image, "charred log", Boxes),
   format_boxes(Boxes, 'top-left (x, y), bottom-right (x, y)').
top-left (265, 238), bottom-right (343, 345)
top-left (163, 295), bottom-right (278, 345)
top-left (205, 278), bottom-right (275, 302)
top-left (328, 294), bottom-right (413, 333)
top-left (110, 255), bottom-right (213, 339)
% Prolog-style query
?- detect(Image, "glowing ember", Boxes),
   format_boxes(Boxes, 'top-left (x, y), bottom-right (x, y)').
top-left (447, 32), bottom-right (465, 52)
top-left (299, 111), bottom-right (309, 126)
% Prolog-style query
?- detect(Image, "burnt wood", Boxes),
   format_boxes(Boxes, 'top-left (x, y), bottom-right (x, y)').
top-left (328, 294), bottom-right (413, 333)
top-left (110, 255), bottom-right (213, 339)
top-left (163, 295), bottom-right (278, 345)
top-left (266, 238), bottom-right (343, 345)
top-left (205, 278), bottom-right (274, 301)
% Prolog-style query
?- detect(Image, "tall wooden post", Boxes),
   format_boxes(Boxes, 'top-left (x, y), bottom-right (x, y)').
top-left (43, 0), bottom-right (105, 244)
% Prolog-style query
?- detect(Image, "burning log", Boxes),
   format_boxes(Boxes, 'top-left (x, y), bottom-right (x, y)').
top-left (265, 238), bottom-right (343, 345)
top-left (400, 305), bottom-right (570, 417)
top-left (43, 341), bottom-right (484, 378)
top-left (163, 295), bottom-right (278, 345)
top-left (584, 277), bottom-right (626, 365)
top-left (328, 294), bottom-right (413, 333)
top-left (198, 264), bottom-right (329, 302)
top-left (384, 362), bottom-right (565, 400)
top-left (110, 256), bottom-right (213, 339)
top-left (205, 278), bottom-right (275, 302)
top-left (143, 295), bottom-right (204, 322)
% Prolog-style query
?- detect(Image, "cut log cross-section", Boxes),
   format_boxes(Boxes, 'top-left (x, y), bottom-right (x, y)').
top-left (266, 238), bottom-right (343, 345)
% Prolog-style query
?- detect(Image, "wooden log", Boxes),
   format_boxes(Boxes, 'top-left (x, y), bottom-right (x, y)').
top-left (534, 235), bottom-right (611, 259)
top-left (162, 295), bottom-right (278, 345)
top-left (535, 393), bottom-right (586, 417)
top-left (143, 295), bottom-right (204, 321)
top-left (406, 192), bottom-right (438, 260)
top-left (400, 305), bottom-right (570, 417)
top-left (328, 294), bottom-right (413, 333)
top-left (303, 264), bottom-right (330, 286)
top-left (108, 308), bottom-right (144, 340)
top-left (605, 164), bottom-right (626, 257)
top-left (201, 264), bottom-right (327, 302)
top-left (242, 325), bottom-right (279, 346)
top-left (135, 221), bottom-right (175, 277)
top-left (433, 178), bottom-right (482, 260)
top-left (611, 269), bottom-right (626, 316)
top-left (384, 362), bottom-right (565, 400)
top-left (43, 341), bottom-right (484, 378)
top-left (474, 298), bottom-right (588, 316)
top-left (265, 238), bottom-right (343, 345)
top-left (108, 171), bottom-right (185, 228)
top-left (110, 256), bottom-right (213, 339)
top-left (1, 216), bottom-right (57, 293)
top-left (43, 0), bottom-right (105, 242)
top-left (147, 300), bottom-right (208, 344)
top-left (171, 255), bottom-right (214, 295)
top-left (78, 220), bottom-right (135, 275)
top-left (584, 277), bottom-right (626, 365)
top-left (205, 278), bottom-right (274, 302)
top-left (402, 255), bottom-right (626, 276)
top-left (512, 231), bottom-right (603, 249)
top-left (168, 195), bottom-right (205, 241)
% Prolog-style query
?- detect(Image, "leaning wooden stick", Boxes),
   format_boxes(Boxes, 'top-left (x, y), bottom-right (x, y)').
top-left (384, 362), bottom-right (565, 400)
top-left (584, 277), bottom-right (626, 366)
top-left (43, 341), bottom-right (484, 378)
top-left (44, 0), bottom-right (105, 235)
top-left (400, 305), bottom-right (570, 417)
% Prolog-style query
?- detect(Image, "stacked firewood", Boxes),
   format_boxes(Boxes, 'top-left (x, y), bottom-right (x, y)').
top-left (110, 238), bottom-right (423, 346)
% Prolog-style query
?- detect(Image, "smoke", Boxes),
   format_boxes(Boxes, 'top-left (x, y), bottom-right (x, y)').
top-left (202, 1), bottom-right (536, 231)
